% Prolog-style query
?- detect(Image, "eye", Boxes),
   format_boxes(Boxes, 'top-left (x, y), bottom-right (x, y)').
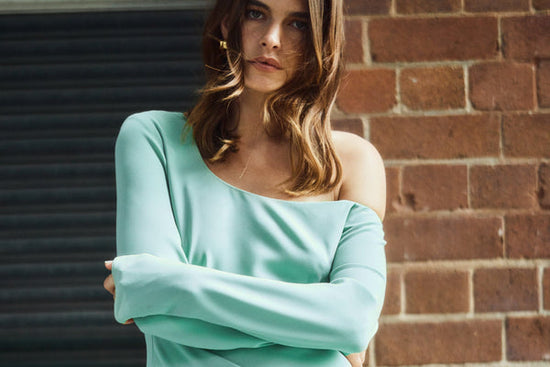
top-left (290, 19), bottom-right (308, 31)
top-left (246, 9), bottom-right (264, 20)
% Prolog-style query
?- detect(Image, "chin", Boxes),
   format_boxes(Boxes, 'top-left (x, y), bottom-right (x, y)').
top-left (244, 81), bottom-right (285, 95)
top-left (243, 70), bottom-right (287, 95)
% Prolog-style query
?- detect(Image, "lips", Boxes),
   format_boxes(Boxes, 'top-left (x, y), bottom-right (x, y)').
top-left (249, 56), bottom-right (282, 70)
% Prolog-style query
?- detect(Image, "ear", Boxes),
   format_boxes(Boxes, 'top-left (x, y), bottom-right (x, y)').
top-left (221, 16), bottom-right (229, 40)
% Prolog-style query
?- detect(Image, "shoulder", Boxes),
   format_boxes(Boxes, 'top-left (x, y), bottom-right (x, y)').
top-left (332, 130), bottom-right (386, 221)
top-left (120, 110), bottom-right (185, 134)
top-left (118, 110), bottom-right (187, 145)
top-left (116, 110), bottom-right (188, 155)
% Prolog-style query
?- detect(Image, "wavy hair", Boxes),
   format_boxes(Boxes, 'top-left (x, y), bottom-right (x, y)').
top-left (187, 0), bottom-right (345, 196)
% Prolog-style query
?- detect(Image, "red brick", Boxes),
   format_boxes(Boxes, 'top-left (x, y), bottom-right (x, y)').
top-left (344, 20), bottom-right (363, 64)
top-left (503, 113), bottom-right (550, 157)
top-left (382, 269), bottom-right (401, 315)
top-left (538, 60), bottom-right (550, 107)
top-left (384, 215), bottom-right (503, 262)
top-left (544, 268), bottom-right (550, 310)
top-left (331, 118), bottom-right (364, 136)
top-left (469, 62), bottom-right (535, 111)
top-left (401, 165), bottom-right (467, 211)
top-left (465, 0), bottom-right (529, 12)
top-left (507, 316), bottom-right (550, 361)
top-left (506, 214), bottom-right (550, 258)
top-left (384, 219), bottom-right (405, 262)
top-left (540, 163), bottom-right (550, 209)
top-left (369, 17), bottom-right (498, 62)
top-left (385, 166), bottom-right (400, 215)
top-left (375, 320), bottom-right (502, 365)
top-left (345, 0), bottom-right (391, 15)
top-left (405, 269), bottom-right (470, 313)
top-left (533, 0), bottom-right (550, 10)
top-left (470, 164), bottom-right (538, 209)
top-left (400, 66), bottom-right (465, 110)
top-left (502, 16), bottom-right (550, 61)
top-left (474, 268), bottom-right (538, 312)
top-left (336, 69), bottom-right (396, 113)
top-left (370, 114), bottom-right (500, 160)
top-left (396, 0), bottom-right (461, 14)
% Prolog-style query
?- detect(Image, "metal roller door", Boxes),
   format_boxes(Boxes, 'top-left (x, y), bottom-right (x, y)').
top-left (1, 9), bottom-right (205, 367)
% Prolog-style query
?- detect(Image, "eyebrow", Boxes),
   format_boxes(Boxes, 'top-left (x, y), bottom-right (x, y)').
top-left (248, 0), bottom-right (309, 19)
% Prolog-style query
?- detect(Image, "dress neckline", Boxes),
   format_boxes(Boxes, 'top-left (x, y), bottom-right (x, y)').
top-left (181, 116), bottom-right (380, 218)
top-left (191, 139), bottom-right (343, 206)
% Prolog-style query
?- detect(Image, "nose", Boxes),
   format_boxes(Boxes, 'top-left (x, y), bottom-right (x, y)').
top-left (260, 23), bottom-right (281, 49)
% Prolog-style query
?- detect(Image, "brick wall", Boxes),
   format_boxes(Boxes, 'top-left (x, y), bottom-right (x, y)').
top-left (334, 1), bottom-right (550, 366)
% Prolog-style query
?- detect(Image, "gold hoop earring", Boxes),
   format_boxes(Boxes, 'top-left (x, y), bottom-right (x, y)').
top-left (219, 40), bottom-right (228, 50)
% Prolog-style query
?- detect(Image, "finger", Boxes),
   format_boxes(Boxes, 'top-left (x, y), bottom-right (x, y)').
top-left (104, 260), bottom-right (113, 270)
top-left (124, 319), bottom-right (135, 325)
top-left (103, 274), bottom-right (116, 296)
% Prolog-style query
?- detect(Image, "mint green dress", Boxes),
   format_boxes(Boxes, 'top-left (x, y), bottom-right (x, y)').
top-left (111, 111), bottom-right (386, 367)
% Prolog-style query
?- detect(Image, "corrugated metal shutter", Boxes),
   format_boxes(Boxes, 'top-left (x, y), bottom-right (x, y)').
top-left (1, 10), bottom-right (205, 367)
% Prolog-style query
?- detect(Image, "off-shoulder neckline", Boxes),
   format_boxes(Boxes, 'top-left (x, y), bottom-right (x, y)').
top-left (177, 112), bottom-right (381, 221)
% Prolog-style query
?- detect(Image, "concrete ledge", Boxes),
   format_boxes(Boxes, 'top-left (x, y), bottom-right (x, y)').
top-left (0, 0), bottom-right (213, 14)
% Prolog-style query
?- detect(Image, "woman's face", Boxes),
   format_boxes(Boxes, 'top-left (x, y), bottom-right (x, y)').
top-left (239, 0), bottom-right (309, 94)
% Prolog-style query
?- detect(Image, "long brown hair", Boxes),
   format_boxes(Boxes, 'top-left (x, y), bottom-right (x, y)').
top-left (187, 0), bottom-right (345, 196)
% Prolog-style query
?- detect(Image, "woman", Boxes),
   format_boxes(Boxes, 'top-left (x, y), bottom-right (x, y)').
top-left (103, 0), bottom-right (387, 366)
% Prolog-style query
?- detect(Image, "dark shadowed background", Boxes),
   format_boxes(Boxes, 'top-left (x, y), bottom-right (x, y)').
top-left (1, 6), bottom-right (206, 366)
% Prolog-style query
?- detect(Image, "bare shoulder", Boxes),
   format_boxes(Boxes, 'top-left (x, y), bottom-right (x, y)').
top-left (332, 130), bottom-right (386, 221)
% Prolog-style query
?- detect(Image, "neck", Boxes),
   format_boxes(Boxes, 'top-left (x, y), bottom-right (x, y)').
top-left (235, 89), bottom-right (270, 147)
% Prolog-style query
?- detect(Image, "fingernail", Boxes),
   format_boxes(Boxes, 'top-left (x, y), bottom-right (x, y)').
top-left (105, 260), bottom-right (113, 265)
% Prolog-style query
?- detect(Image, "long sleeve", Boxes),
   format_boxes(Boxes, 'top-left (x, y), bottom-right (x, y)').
top-left (114, 113), bottom-right (271, 349)
top-left (113, 204), bottom-right (386, 355)
top-left (133, 316), bottom-right (272, 350)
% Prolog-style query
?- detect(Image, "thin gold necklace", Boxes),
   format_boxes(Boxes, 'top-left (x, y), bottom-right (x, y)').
top-left (238, 153), bottom-right (252, 179)
top-left (237, 124), bottom-right (263, 179)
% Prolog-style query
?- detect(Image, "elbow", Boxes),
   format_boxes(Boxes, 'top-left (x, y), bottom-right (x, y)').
top-left (114, 297), bottom-right (132, 324)
top-left (339, 282), bottom-right (385, 354)
top-left (339, 314), bottom-right (379, 354)
top-left (344, 319), bottom-right (379, 354)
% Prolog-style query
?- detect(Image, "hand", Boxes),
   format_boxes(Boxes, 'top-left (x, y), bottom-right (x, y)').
top-left (345, 350), bottom-right (366, 367)
top-left (104, 260), bottom-right (134, 325)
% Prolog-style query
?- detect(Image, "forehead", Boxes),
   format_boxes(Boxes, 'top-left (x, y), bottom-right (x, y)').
top-left (248, 0), bottom-right (309, 13)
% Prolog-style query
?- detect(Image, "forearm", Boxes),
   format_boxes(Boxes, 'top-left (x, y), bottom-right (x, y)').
top-left (133, 315), bottom-right (273, 350)
top-left (112, 249), bottom-right (385, 355)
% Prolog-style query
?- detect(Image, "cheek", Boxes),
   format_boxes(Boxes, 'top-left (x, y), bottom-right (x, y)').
top-left (241, 27), bottom-right (253, 52)
top-left (241, 23), bottom-right (265, 52)
top-left (285, 32), bottom-right (306, 53)
top-left (285, 39), bottom-right (306, 67)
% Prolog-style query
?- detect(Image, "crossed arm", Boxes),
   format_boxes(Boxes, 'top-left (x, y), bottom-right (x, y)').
top-left (103, 115), bottom-right (386, 364)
